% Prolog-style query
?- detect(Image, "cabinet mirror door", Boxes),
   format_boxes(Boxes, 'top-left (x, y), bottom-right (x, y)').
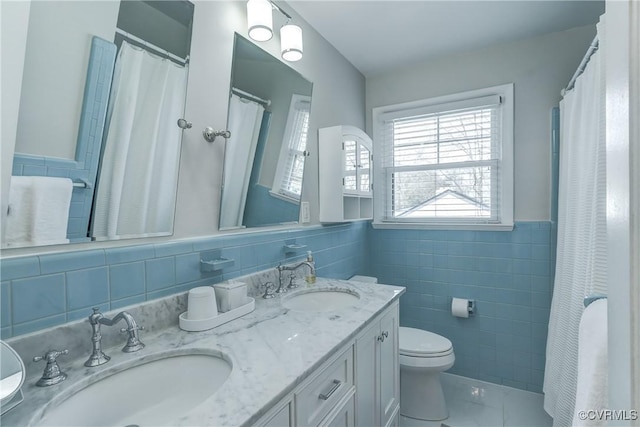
top-left (358, 144), bottom-right (371, 193)
top-left (343, 139), bottom-right (358, 193)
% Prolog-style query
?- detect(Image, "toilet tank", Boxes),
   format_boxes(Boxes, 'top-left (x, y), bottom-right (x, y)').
top-left (348, 275), bottom-right (378, 284)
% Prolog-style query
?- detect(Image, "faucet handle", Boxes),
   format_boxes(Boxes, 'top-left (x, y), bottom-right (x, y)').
top-left (33, 348), bottom-right (69, 363)
top-left (261, 281), bottom-right (276, 299)
top-left (287, 273), bottom-right (299, 289)
top-left (33, 349), bottom-right (69, 387)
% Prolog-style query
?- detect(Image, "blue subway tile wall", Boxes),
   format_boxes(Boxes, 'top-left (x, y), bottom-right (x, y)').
top-left (0, 221), bottom-right (368, 339)
top-left (367, 221), bottom-right (554, 393)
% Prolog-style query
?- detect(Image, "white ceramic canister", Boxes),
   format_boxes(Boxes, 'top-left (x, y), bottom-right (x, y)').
top-left (214, 282), bottom-right (247, 312)
top-left (187, 286), bottom-right (218, 320)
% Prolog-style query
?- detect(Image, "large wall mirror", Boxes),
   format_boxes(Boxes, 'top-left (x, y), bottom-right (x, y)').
top-left (219, 34), bottom-right (313, 230)
top-left (3, 0), bottom-right (193, 248)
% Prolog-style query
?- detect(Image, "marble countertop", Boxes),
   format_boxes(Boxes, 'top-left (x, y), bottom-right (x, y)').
top-left (2, 278), bottom-right (404, 427)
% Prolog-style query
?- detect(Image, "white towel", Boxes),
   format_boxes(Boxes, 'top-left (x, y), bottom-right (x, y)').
top-left (4, 176), bottom-right (73, 247)
top-left (572, 298), bottom-right (608, 426)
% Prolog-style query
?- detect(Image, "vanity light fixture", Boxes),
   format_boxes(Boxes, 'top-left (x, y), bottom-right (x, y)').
top-left (280, 23), bottom-right (303, 62)
top-left (247, 0), bottom-right (273, 42)
top-left (247, 0), bottom-right (303, 61)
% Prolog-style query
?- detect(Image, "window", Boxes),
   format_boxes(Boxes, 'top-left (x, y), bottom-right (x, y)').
top-left (272, 94), bottom-right (311, 202)
top-left (372, 84), bottom-right (513, 230)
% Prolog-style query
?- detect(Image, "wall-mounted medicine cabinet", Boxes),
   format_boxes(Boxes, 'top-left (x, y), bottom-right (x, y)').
top-left (318, 125), bottom-right (373, 223)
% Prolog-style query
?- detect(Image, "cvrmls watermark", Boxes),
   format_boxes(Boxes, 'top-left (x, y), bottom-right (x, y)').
top-left (577, 410), bottom-right (639, 421)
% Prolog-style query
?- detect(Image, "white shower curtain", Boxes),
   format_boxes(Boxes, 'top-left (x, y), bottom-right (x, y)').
top-left (92, 41), bottom-right (188, 239)
top-left (219, 94), bottom-right (265, 229)
top-left (543, 20), bottom-right (607, 426)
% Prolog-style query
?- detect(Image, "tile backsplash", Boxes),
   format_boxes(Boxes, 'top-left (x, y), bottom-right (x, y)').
top-left (0, 222), bottom-right (368, 338)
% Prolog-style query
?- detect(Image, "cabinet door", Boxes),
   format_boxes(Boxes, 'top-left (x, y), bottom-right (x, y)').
top-left (355, 322), bottom-right (379, 427)
top-left (343, 139), bottom-right (358, 194)
top-left (258, 399), bottom-right (293, 427)
top-left (343, 136), bottom-right (372, 196)
top-left (357, 143), bottom-right (371, 195)
top-left (321, 391), bottom-right (356, 427)
top-left (379, 305), bottom-right (400, 427)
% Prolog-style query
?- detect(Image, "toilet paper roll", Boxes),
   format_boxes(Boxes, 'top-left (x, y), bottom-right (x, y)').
top-left (451, 297), bottom-right (470, 318)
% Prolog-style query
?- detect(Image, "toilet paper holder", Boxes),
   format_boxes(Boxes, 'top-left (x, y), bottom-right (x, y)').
top-left (451, 298), bottom-right (476, 317)
top-left (467, 299), bottom-right (476, 316)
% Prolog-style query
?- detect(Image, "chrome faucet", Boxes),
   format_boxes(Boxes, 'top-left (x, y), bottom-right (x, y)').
top-left (85, 308), bottom-right (145, 367)
top-left (276, 261), bottom-right (315, 293)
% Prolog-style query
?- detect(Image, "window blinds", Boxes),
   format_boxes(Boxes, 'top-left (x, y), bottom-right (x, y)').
top-left (378, 95), bottom-right (503, 223)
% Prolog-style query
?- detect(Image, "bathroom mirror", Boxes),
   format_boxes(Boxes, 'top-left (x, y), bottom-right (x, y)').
top-left (0, 341), bottom-right (26, 414)
top-left (4, 0), bottom-right (193, 248)
top-left (219, 34), bottom-right (313, 230)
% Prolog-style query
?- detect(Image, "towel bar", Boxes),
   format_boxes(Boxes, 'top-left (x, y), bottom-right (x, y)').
top-left (72, 179), bottom-right (91, 189)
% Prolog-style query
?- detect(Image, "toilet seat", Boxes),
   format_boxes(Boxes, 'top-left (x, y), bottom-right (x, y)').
top-left (399, 327), bottom-right (453, 357)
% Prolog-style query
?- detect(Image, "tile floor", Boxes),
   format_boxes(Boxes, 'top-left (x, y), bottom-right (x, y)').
top-left (399, 373), bottom-right (553, 427)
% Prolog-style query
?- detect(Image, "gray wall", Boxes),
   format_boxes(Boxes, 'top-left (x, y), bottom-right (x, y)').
top-left (366, 25), bottom-right (596, 221)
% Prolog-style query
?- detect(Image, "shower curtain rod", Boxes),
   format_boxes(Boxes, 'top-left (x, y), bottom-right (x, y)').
top-left (231, 88), bottom-right (271, 107)
top-left (561, 36), bottom-right (599, 96)
top-left (115, 28), bottom-right (189, 65)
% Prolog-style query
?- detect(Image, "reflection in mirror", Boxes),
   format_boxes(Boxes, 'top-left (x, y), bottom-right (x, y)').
top-left (219, 34), bottom-right (313, 230)
top-left (92, 1), bottom-right (193, 241)
top-left (3, 0), bottom-right (193, 248)
top-left (0, 341), bottom-right (25, 414)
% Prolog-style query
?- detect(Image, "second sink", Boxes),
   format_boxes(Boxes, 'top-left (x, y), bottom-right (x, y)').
top-left (282, 288), bottom-right (360, 312)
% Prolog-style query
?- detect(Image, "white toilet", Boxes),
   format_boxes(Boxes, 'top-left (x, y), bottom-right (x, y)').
top-left (399, 327), bottom-right (455, 421)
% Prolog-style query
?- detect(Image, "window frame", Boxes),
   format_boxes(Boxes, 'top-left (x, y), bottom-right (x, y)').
top-left (372, 84), bottom-right (514, 231)
top-left (271, 94), bottom-right (311, 204)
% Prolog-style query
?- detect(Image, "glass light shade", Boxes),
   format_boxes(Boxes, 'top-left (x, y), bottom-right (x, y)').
top-left (247, 0), bottom-right (273, 42)
top-left (281, 24), bottom-right (303, 61)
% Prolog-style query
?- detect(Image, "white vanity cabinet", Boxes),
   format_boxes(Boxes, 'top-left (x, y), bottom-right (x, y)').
top-left (355, 302), bottom-right (400, 427)
top-left (254, 301), bottom-right (399, 427)
top-left (319, 126), bottom-right (373, 223)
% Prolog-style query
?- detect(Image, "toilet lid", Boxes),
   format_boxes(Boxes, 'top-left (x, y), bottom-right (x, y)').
top-left (399, 327), bottom-right (453, 357)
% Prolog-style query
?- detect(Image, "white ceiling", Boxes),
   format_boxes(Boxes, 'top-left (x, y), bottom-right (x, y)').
top-left (287, 1), bottom-right (604, 76)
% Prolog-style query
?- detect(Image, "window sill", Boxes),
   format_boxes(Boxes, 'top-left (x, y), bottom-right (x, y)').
top-left (372, 221), bottom-right (514, 232)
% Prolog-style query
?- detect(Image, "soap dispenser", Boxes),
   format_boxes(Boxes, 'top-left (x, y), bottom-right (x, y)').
top-left (305, 251), bottom-right (316, 284)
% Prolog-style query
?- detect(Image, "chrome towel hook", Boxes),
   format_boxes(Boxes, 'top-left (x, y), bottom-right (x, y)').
top-left (203, 127), bottom-right (231, 143)
top-left (177, 118), bottom-right (192, 129)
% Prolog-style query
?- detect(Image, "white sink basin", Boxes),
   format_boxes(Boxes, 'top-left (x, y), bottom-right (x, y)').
top-left (34, 351), bottom-right (232, 427)
top-left (283, 288), bottom-right (360, 312)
